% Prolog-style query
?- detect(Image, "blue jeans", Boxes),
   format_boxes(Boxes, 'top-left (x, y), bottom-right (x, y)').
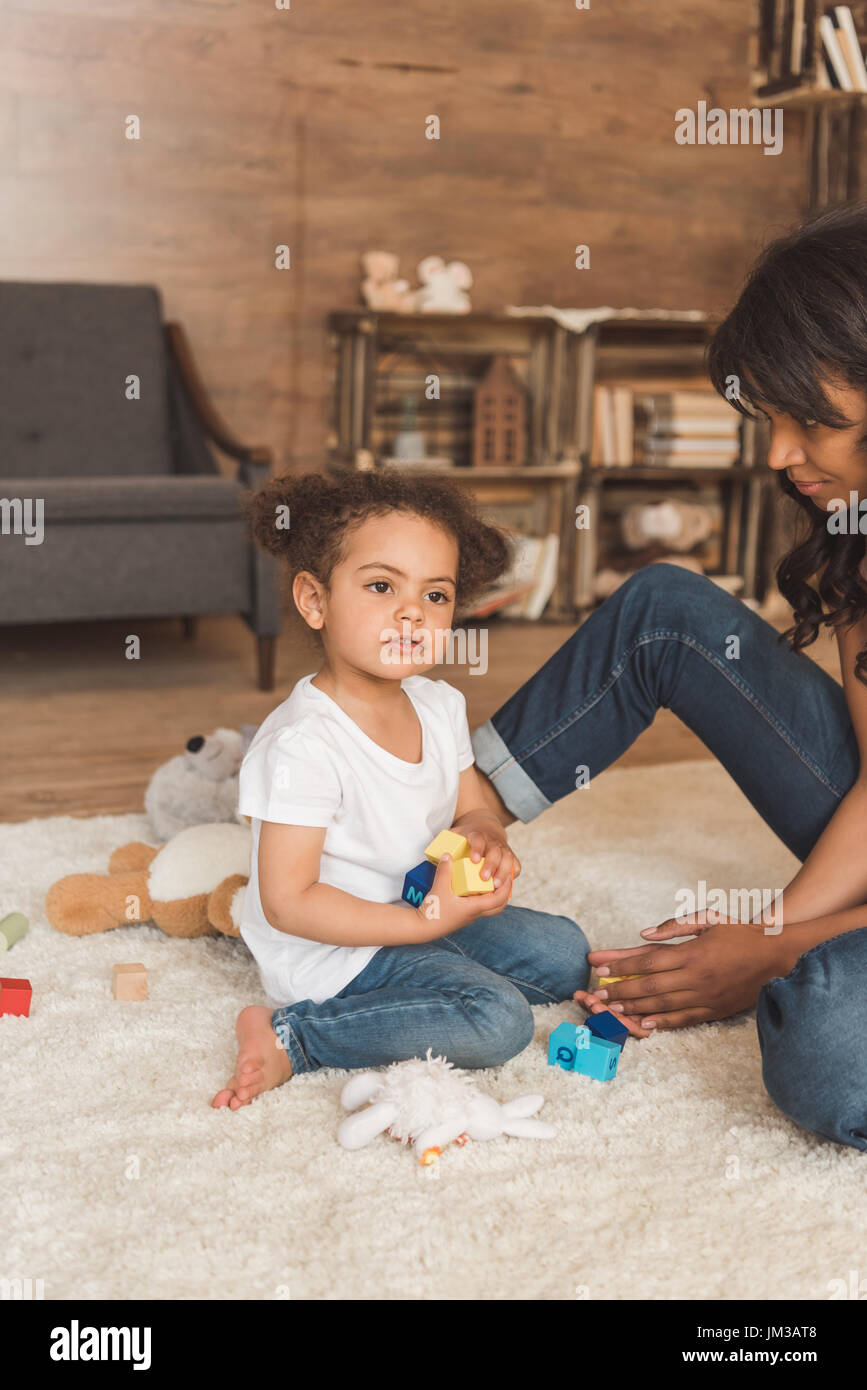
top-left (271, 906), bottom-right (590, 1075)
top-left (472, 562), bottom-right (867, 1153)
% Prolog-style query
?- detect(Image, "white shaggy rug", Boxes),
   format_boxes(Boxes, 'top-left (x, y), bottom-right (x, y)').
top-left (2, 761), bottom-right (864, 1302)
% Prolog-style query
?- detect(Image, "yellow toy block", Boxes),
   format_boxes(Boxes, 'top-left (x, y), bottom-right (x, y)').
top-left (597, 974), bottom-right (642, 986)
top-left (450, 857), bottom-right (494, 896)
top-left (424, 829), bottom-right (470, 865)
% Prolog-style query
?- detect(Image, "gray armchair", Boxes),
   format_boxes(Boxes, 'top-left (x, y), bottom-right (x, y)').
top-left (0, 281), bottom-right (282, 689)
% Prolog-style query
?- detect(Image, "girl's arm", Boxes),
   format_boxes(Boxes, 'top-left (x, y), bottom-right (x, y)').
top-left (757, 617), bottom-right (867, 926)
top-left (256, 819), bottom-right (510, 947)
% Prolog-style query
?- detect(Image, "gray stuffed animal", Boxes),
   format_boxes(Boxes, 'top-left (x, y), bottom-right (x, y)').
top-left (144, 726), bottom-right (257, 843)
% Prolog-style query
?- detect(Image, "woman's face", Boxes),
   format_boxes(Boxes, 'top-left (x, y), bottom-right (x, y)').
top-left (762, 378), bottom-right (867, 512)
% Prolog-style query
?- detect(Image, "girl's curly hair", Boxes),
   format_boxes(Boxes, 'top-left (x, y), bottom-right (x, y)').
top-left (706, 200), bottom-right (867, 685)
top-left (242, 469), bottom-right (512, 611)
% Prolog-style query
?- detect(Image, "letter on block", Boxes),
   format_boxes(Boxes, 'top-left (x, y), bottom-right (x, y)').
top-left (573, 1035), bottom-right (620, 1082)
top-left (424, 829), bottom-right (470, 865)
top-left (547, 1021), bottom-right (591, 1070)
top-left (112, 963), bottom-right (147, 1001)
top-left (450, 857), bottom-right (494, 896)
top-left (586, 1008), bottom-right (629, 1050)
top-left (0, 977), bottom-right (31, 1018)
top-left (401, 859), bottom-right (436, 907)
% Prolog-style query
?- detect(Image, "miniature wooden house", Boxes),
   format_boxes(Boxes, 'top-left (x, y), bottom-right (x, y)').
top-left (472, 355), bottom-right (527, 468)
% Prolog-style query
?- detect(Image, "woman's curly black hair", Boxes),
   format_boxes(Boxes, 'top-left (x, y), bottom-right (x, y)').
top-left (707, 200), bottom-right (867, 684)
top-left (242, 468), bottom-right (512, 616)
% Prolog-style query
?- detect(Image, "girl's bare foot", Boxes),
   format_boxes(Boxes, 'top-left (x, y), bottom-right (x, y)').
top-left (212, 1005), bottom-right (293, 1109)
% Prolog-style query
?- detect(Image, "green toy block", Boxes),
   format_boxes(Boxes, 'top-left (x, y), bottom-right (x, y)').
top-left (0, 913), bottom-right (28, 953)
top-left (573, 1034), bottom-right (620, 1082)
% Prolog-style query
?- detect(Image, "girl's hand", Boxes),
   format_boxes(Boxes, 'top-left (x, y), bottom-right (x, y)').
top-left (451, 809), bottom-right (521, 889)
top-left (576, 912), bottom-right (785, 1032)
top-left (413, 853), bottom-right (512, 941)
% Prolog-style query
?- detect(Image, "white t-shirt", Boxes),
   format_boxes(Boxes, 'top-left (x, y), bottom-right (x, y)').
top-left (237, 673), bottom-right (475, 1007)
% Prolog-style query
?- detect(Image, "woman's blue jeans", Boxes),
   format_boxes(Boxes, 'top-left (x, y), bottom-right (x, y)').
top-left (472, 563), bottom-right (867, 1153)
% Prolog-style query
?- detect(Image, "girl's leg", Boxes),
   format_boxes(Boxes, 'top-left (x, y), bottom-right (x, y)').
top-left (271, 943), bottom-right (535, 1075)
top-left (472, 562), bottom-right (858, 861)
top-left (432, 905), bottom-right (592, 1003)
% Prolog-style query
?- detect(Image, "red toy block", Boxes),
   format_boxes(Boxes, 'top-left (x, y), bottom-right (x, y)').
top-left (0, 977), bottom-right (32, 1017)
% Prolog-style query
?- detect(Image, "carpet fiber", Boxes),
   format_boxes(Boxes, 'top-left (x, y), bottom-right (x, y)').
top-left (2, 761), bottom-right (863, 1301)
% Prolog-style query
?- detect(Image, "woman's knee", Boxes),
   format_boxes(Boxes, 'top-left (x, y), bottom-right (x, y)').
top-left (757, 939), bottom-right (867, 1151)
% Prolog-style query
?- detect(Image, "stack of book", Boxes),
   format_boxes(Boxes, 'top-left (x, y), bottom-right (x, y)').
top-left (818, 6), bottom-right (867, 89)
top-left (591, 385), bottom-right (741, 468)
top-left (757, 3), bottom-right (867, 93)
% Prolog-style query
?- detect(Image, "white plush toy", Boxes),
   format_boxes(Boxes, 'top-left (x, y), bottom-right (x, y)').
top-left (144, 727), bottom-right (247, 842)
top-left (414, 255), bottom-right (474, 314)
top-left (337, 1049), bottom-right (556, 1164)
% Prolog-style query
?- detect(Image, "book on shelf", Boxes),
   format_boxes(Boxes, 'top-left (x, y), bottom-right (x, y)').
top-left (591, 385), bottom-right (741, 468)
top-left (460, 533), bottom-right (560, 621)
top-left (818, 6), bottom-right (867, 89)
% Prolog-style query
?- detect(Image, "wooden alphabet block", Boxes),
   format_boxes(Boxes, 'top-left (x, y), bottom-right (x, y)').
top-left (0, 977), bottom-right (32, 1017)
top-left (424, 830), bottom-right (470, 865)
top-left (401, 859), bottom-right (436, 907)
top-left (547, 1021), bottom-right (591, 1070)
top-left (112, 963), bottom-right (147, 1001)
top-left (450, 857), bottom-right (494, 896)
top-left (573, 1035), bottom-right (620, 1082)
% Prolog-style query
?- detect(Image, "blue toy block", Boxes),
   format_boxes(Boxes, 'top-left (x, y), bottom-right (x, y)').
top-left (573, 1035), bottom-right (620, 1082)
top-left (585, 1009), bottom-right (629, 1050)
top-left (401, 859), bottom-right (436, 908)
top-left (547, 1021), bottom-right (591, 1071)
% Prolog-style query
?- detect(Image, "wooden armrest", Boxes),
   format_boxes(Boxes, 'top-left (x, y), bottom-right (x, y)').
top-left (165, 321), bottom-right (273, 467)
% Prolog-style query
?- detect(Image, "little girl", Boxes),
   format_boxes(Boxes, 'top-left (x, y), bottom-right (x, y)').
top-left (213, 469), bottom-right (590, 1109)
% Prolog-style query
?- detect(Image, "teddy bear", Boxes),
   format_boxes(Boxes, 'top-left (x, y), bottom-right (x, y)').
top-left (337, 1049), bottom-right (556, 1164)
top-left (144, 727), bottom-right (253, 842)
top-left (414, 255), bottom-right (473, 313)
top-left (359, 251), bottom-right (418, 313)
top-left (45, 823), bottom-right (250, 939)
top-left (621, 499), bottom-right (713, 553)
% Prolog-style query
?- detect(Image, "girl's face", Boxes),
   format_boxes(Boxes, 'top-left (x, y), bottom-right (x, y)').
top-left (762, 378), bottom-right (867, 510)
top-left (299, 511), bottom-right (459, 680)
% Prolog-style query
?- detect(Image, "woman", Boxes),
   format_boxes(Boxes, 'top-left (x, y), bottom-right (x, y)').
top-left (461, 201), bottom-right (867, 1152)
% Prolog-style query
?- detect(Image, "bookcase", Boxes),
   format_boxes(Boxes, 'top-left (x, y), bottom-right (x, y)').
top-left (326, 310), bottom-right (770, 623)
top-left (751, 2), bottom-right (867, 208)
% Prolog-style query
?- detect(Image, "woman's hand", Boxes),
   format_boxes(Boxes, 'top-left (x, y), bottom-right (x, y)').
top-left (413, 852), bottom-right (512, 941)
top-left (450, 808), bottom-right (521, 888)
top-left (574, 912), bottom-right (786, 1033)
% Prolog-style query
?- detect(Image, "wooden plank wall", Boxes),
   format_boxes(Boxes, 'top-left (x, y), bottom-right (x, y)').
top-left (0, 0), bottom-right (805, 472)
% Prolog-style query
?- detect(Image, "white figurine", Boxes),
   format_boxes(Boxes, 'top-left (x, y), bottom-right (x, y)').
top-left (337, 1049), bottom-right (556, 1164)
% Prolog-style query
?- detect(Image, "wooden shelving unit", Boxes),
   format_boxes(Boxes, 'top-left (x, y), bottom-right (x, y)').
top-left (570, 317), bottom-right (768, 617)
top-left (326, 310), bottom-right (771, 623)
top-left (751, 2), bottom-right (867, 208)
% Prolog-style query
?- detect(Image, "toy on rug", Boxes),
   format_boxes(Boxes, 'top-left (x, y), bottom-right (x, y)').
top-left (113, 963), bottom-right (147, 1000)
top-left (337, 1049), bottom-right (556, 1164)
top-left (548, 1021), bottom-right (621, 1082)
top-left (0, 977), bottom-right (32, 1018)
top-left (0, 912), bottom-right (28, 953)
top-left (144, 727), bottom-right (251, 842)
top-left (45, 823), bottom-right (251, 939)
